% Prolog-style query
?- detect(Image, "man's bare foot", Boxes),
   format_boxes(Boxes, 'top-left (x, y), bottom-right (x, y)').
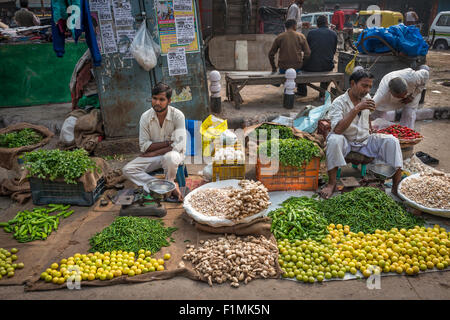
top-left (172, 183), bottom-right (183, 201)
top-left (319, 183), bottom-right (336, 199)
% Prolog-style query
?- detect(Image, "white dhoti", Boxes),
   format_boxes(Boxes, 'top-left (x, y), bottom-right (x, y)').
top-left (122, 151), bottom-right (184, 192)
top-left (326, 133), bottom-right (403, 171)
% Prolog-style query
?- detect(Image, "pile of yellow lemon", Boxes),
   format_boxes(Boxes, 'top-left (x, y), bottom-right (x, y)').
top-left (278, 224), bottom-right (449, 283)
top-left (40, 249), bottom-right (172, 285)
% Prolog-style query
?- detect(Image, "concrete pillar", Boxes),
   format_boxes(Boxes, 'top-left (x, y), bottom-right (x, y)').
top-left (283, 68), bottom-right (296, 109)
top-left (209, 70), bottom-right (221, 113)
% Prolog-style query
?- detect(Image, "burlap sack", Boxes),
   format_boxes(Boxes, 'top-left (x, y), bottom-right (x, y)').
top-left (0, 123), bottom-right (54, 170)
top-left (74, 109), bottom-right (104, 154)
top-left (24, 204), bottom-right (281, 291)
top-left (194, 217), bottom-right (273, 238)
top-left (0, 170), bottom-right (31, 204)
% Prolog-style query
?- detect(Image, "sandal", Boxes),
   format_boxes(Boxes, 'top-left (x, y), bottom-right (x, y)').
top-left (416, 152), bottom-right (439, 165)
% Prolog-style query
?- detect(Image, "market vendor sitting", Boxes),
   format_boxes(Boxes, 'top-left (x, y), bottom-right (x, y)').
top-left (320, 68), bottom-right (403, 199)
top-left (371, 65), bottom-right (430, 130)
top-left (122, 82), bottom-right (186, 201)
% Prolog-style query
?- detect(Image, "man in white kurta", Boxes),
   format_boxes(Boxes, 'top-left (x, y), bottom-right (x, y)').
top-left (286, 0), bottom-right (303, 32)
top-left (372, 66), bottom-right (429, 129)
top-left (122, 83), bottom-right (186, 200)
top-left (320, 68), bottom-right (403, 199)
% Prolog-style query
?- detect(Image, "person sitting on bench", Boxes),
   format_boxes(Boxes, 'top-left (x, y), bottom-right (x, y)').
top-left (320, 68), bottom-right (403, 199)
top-left (297, 15), bottom-right (337, 98)
top-left (122, 82), bottom-right (186, 201)
top-left (268, 19), bottom-right (311, 96)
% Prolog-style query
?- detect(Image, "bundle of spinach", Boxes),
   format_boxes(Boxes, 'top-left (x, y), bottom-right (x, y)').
top-left (258, 138), bottom-right (321, 168)
top-left (0, 128), bottom-right (43, 148)
top-left (89, 216), bottom-right (177, 254)
top-left (268, 196), bottom-right (328, 241)
top-left (23, 148), bottom-right (100, 184)
top-left (254, 124), bottom-right (294, 141)
top-left (319, 187), bottom-right (425, 234)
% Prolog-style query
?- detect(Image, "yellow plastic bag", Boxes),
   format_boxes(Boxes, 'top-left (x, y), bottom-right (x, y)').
top-left (345, 52), bottom-right (358, 75)
top-left (200, 115), bottom-right (228, 156)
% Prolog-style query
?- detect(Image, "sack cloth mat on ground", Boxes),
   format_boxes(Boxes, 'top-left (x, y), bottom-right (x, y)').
top-left (0, 122), bottom-right (54, 170)
top-left (19, 200), bottom-right (279, 291)
top-left (0, 170), bottom-right (30, 204)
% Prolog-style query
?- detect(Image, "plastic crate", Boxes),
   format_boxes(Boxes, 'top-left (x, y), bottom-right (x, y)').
top-left (256, 157), bottom-right (320, 191)
top-left (212, 141), bottom-right (245, 181)
top-left (30, 176), bottom-right (105, 206)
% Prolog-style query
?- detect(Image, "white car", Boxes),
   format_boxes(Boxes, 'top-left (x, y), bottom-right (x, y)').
top-left (301, 12), bottom-right (334, 28)
top-left (429, 11), bottom-right (450, 50)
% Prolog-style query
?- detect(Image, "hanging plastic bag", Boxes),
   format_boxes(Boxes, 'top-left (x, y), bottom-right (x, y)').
top-left (130, 22), bottom-right (161, 71)
top-left (345, 52), bottom-right (358, 75)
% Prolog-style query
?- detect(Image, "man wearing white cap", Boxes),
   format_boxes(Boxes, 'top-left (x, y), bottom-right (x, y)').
top-left (371, 66), bottom-right (430, 129)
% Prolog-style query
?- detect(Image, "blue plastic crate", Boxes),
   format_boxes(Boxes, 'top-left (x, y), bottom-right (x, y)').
top-left (185, 119), bottom-right (201, 156)
top-left (30, 177), bottom-right (105, 206)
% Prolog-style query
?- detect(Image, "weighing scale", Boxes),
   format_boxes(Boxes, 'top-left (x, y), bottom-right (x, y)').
top-left (118, 180), bottom-right (176, 217)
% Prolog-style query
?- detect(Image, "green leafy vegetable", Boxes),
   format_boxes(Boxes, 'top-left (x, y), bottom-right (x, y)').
top-left (258, 138), bottom-right (321, 169)
top-left (23, 148), bottom-right (100, 184)
top-left (0, 128), bottom-right (43, 148)
top-left (254, 124), bottom-right (294, 141)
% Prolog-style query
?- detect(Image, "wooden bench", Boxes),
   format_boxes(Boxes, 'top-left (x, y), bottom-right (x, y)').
top-left (225, 71), bottom-right (345, 109)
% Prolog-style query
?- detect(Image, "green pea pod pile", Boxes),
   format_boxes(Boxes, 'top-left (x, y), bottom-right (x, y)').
top-left (319, 187), bottom-right (425, 234)
top-left (89, 216), bottom-right (177, 254)
top-left (0, 204), bottom-right (73, 243)
top-left (268, 196), bottom-right (329, 241)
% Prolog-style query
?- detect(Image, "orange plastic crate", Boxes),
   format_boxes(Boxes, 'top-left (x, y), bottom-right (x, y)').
top-left (256, 157), bottom-right (320, 191)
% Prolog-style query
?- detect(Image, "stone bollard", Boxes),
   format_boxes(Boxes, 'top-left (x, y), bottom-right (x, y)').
top-left (283, 68), bottom-right (296, 109)
top-left (209, 70), bottom-right (222, 113)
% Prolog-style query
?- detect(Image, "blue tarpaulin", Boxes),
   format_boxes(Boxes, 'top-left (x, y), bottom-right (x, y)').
top-left (357, 23), bottom-right (429, 57)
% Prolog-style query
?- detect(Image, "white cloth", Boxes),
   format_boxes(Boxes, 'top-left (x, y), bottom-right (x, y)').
top-left (373, 68), bottom-right (429, 112)
top-left (286, 4), bottom-right (302, 31)
top-left (328, 90), bottom-right (372, 145)
top-left (372, 68), bottom-right (428, 129)
top-left (139, 105), bottom-right (186, 155)
top-left (122, 151), bottom-right (183, 192)
top-left (326, 133), bottom-right (403, 170)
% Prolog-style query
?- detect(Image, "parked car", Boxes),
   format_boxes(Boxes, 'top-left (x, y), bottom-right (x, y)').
top-left (429, 11), bottom-right (450, 50)
top-left (301, 12), bottom-right (333, 28)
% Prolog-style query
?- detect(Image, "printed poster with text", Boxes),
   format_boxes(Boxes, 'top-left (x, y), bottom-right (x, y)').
top-left (155, 0), bottom-right (199, 55)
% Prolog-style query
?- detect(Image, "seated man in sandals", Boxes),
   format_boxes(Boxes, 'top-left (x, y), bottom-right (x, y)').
top-left (320, 68), bottom-right (403, 199)
top-left (122, 82), bottom-right (186, 201)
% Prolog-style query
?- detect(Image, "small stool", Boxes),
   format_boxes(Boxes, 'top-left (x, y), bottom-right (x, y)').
top-left (336, 164), bottom-right (367, 179)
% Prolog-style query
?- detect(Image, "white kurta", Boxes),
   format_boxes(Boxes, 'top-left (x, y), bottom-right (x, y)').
top-left (122, 106), bottom-right (186, 192)
top-left (286, 4), bottom-right (302, 32)
top-left (372, 68), bottom-right (429, 129)
top-left (326, 91), bottom-right (403, 171)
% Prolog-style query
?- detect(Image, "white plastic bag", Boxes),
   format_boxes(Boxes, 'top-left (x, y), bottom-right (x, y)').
top-left (219, 129), bottom-right (237, 145)
top-left (59, 116), bottom-right (77, 144)
top-left (130, 23), bottom-right (161, 71)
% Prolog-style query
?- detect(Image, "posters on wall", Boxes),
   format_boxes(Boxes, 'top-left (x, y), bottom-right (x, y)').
top-left (100, 23), bottom-right (118, 54)
top-left (156, 0), bottom-right (199, 54)
top-left (167, 47), bottom-right (188, 76)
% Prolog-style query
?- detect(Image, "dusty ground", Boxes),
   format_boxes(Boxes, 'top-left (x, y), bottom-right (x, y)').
top-left (0, 51), bottom-right (449, 301)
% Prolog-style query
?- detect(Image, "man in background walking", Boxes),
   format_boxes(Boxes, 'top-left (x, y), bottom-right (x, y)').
top-left (331, 5), bottom-right (345, 51)
top-left (286, 0), bottom-right (304, 32)
top-left (405, 7), bottom-right (419, 26)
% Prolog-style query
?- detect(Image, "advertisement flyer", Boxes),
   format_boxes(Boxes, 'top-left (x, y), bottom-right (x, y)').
top-left (173, 0), bottom-right (192, 11)
top-left (116, 29), bottom-right (136, 59)
top-left (155, 0), bottom-right (199, 54)
top-left (167, 47), bottom-right (188, 76)
top-left (90, 0), bottom-right (113, 20)
top-left (112, 0), bottom-right (134, 27)
top-left (101, 23), bottom-right (118, 54)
